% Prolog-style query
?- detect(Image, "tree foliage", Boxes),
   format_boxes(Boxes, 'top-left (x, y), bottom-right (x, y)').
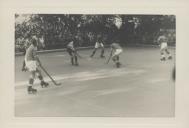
top-left (15, 14), bottom-right (175, 51)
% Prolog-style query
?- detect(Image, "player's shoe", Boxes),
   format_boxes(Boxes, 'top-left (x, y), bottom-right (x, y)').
top-left (160, 57), bottom-right (166, 61)
top-left (40, 81), bottom-right (49, 88)
top-left (168, 56), bottom-right (172, 60)
top-left (27, 86), bottom-right (37, 94)
top-left (22, 67), bottom-right (27, 72)
top-left (75, 63), bottom-right (79, 66)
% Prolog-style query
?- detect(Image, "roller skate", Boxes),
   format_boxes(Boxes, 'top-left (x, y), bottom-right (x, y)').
top-left (27, 86), bottom-right (37, 94)
top-left (168, 56), bottom-right (172, 60)
top-left (160, 57), bottom-right (166, 61)
top-left (116, 62), bottom-right (121, 68)
top-left (40, 81), bottom-right (49, 88)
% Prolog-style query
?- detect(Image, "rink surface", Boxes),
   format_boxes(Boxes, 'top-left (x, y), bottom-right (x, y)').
top-left (15, 46), bottom-right (175, 117)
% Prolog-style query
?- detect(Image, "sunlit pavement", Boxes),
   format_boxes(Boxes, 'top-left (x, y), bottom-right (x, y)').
top-left (15, 46), bottom-right (175, 117)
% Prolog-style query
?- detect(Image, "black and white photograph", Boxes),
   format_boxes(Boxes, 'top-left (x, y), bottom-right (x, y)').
top-left (1, 0), bottom-right (189, 128)
top-left (15, 14), bottom-right (176, 117)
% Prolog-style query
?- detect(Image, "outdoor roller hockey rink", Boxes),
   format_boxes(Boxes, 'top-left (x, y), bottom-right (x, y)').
top-left (15, 46), bottom-right (175, 117)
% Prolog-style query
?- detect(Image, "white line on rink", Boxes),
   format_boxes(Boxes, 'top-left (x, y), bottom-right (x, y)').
top-left (15, 68), bottom-right (146, 87)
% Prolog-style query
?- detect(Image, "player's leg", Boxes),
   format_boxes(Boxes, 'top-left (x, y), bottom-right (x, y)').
top-left (25, 60), bottom-right (37, 94)
top-left (67, 48), bottom-right (74, 65)
top-left (22, 51), bottom-right (27, 71)
top-left (36, 68), bottom-right (49, 88)
top-left (21, 60), bottom-right (27, 71)
top-left (160, 48), bottom-right (166, 61)
top-left (112, 55), bottom-right (117, 63)
top-left (90, 48), bottom-right (97, 57)
top-left (100, 47), bottom-right (105, 58)
top-left (27, 71), bottom-right (37, 94)
top-left (165, 48), bottom-right (172, 59)
top-left (112, 55), bottom-right (120, 68)
top-left (73, 52), bottom-right (79, 66)
top-left (113, 49), bottom-right (122, 68)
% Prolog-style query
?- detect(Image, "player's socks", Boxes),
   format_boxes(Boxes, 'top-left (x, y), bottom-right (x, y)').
top-left (28, 79), bottom-right (37, 94)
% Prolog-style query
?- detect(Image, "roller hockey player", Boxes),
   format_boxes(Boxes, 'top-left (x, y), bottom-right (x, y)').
top-left (24, 37), bottom-right (49, 94)
top-left (157, 32), bottom-right (172, 61)
top-left (90, 37), bottom-right (105, 58)
top-left (67, 40), bottom-right (79, 66)
top-left (109, 42), bottom-right (123, 68)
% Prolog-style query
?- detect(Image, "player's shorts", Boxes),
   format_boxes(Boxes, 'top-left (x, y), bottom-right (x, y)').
top-left (25, 59), bottom-right (37, 71)
top-left (95, 43), bottom-right (104, 48)
top-left (113, 49), bottom-right (123, 56)
top-left (160, 42), bottom-right (168, 50)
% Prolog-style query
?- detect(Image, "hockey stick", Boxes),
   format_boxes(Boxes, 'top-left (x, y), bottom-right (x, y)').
top-left (106, 52), bottom-right (112, 64)
top-left (39, 65), bottom-right (61, 86)
top-left (37, 57), bottom-right (61, 86)
top-left (75, 51), bottom-right (82, 58)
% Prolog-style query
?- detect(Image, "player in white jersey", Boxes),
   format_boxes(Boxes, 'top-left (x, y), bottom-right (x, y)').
top-left (157, 33), bottom-right (172, 61)
top-left (109, 42), bottom-right (123, 68)
top-left (24, 37), bottom-right (49, 94)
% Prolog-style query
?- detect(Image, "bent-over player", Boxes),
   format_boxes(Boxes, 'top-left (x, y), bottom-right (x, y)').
top-left (67, 41), bottom-right (79, 66)
top-left (24, 38), bottom-right (49, 94)
top-left (109, 42), bottom-right (123, 68)
top-left (157, 32), bottom-right (172, 61)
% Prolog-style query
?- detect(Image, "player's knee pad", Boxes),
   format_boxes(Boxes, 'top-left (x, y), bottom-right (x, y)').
top-left (29, 78), bottom-right (34, 84)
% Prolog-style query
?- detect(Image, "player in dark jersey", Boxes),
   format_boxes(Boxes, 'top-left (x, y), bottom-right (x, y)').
top-left (109, 42), bottom-right (123, 68)
top-left (24, 37), bottom-right (49, 94)
top-left (67, 41), bottom-right (79, 66)
top-left (90, 36), bottom-right (105, 58)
